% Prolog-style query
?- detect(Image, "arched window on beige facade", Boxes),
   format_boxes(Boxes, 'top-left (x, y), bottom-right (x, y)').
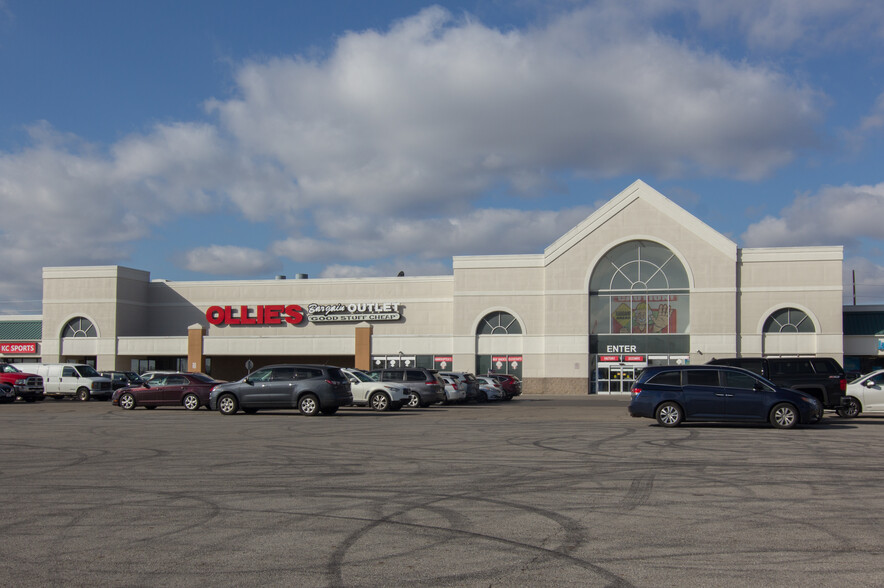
top-left (476, 311), bottom-right (523, 377)
top-left (762, 307), bottom-right (816, 356)
top-left (62, 317), bottom-right (97, 338)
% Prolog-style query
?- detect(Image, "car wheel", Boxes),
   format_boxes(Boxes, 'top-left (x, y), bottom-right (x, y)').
top-left (320, 406), bottom-right (339, 415)
top-left (298, 394), bottom-right (320, 416)
top-left (770, 403), bottom-right (799, 429)
top-left (479, 391), bottom-right (488, 403)
top-left (76, 387), bottom-right (91, 401)
top-left (406, 392), bottom-right (421, 408)
top-left (655, 402), bottom-right (683, 427)
top-left (119, 393), bottom-right (136, 410)
top-left (218, 394), bottom-right (239, 415)
top-left (183, 393), bottom-right (200, 411)
top-left (369, 392), bottom-right (390, 411)
top-left (836, 397), bottom-right (861, 418)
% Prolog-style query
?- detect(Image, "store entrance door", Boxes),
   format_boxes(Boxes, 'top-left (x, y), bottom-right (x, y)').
top-left (595, 355), bottom-right (648, 394)
top-left (608, 367), bottom-right (636, 393)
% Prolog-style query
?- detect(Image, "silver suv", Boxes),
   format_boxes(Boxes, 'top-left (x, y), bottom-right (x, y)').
top-left (367, 368), bottom-right (445, 408)
top-left (341, 368), bottom-right (409, 411)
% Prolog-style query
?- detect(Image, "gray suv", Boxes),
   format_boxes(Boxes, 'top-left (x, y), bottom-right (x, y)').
top-left (209, 364), bottom-right (352, 416)
top-left (368, 368), bottom-right (445, 407)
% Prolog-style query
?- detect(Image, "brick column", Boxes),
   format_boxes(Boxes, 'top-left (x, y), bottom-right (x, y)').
top-left (187, 323), bottom-right (205, 373)
top-left (355, 325), bottom-right (372, 370)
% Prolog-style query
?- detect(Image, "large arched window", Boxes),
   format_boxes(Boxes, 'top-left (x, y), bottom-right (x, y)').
top-left (589, 240), bottom-right (690, 360)
top-left (62, 317), bottom-right (97, 338)
top-left (477, 311), bottom-right (522, 335)
top-left (763, 308), bottom-right (815, 333)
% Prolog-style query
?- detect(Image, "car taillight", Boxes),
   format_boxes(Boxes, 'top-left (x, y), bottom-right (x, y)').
top-left (426, 380), bottom-right (438, 386)
top-left (840, 378), bottom-right (846, 392)
top-left (631, 387), bottom-right (641, 397)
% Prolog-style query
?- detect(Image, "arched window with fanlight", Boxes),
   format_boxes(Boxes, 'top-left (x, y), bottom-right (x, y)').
top-left (763, 308), bottom-right (815, 333)
top-left (590, 240), bottom-right (690, 347)
top-left (476, 311), bottom-right (523, 378)
top-left (477, 311), bottom-right (522, 335)
top-left (761, 307), bottom-right (817, 356)
top-left (62, 317), bottom-right (97, 338)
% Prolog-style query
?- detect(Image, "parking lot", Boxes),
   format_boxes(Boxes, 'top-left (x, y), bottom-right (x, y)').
top-left (1, 396), bottom-right (883, 587)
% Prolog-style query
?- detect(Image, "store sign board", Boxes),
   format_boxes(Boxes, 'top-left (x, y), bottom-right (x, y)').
top-left (0, 342), bottom-right (36, 354)
top-left (206, 302), bottom-right (403, 325)
top-left (307, 302), bottom-right (401, 323)
top-left (206, 305), bottom-right (305, 326)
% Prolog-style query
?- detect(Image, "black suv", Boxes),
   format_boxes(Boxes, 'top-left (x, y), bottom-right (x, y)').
top-left (367, 368), bottom-right (445, 407)
top-left (705, 357), bottom-right (846, 410)
top-left (209, 364), bottom-right (352, 416)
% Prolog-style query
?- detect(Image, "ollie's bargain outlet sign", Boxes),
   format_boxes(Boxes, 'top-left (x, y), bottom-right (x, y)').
top-left (206, 302), bottom-right (402, 326)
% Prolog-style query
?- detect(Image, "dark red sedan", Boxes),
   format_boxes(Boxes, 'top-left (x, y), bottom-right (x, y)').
top-left (112, 372), bottom-right (220, 410)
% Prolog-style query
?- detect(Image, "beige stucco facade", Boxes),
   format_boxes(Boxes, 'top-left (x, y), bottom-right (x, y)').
top-left (26, 180), bottom-right (844, 393)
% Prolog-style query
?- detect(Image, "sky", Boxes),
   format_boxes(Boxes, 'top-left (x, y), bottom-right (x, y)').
top-left (2, 0), bottom-right (884, 314)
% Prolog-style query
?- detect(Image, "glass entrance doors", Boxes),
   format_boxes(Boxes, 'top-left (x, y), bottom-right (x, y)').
top-left (596, 366), bottom-right (637, 393)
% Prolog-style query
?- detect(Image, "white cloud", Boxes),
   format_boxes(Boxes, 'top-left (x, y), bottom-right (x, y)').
top-left (270, 205), bottom-right (597, 265)
top-left (742, 183), bottom-right (884, 249)
top-left (209, 4), bottom-right (822, 217)
top-left (0, 4), bottom-right (859, 311)
top-left (181, 245), bottom-right (281, 276)
top-left (686, 0), bottom-right (884, 50)
top-left (844, 256), bottom-right (884, 305)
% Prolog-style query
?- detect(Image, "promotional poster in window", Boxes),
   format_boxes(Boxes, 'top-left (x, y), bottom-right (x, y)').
top-left (611, 295), bottom-right (678, 334)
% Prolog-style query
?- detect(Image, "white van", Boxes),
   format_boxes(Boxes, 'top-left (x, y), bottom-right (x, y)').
top-left (15, 363), bottom-right (113, 401)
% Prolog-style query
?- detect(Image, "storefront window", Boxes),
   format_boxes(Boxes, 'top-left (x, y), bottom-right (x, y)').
top-left (590, 241), bottom-right (689, 338)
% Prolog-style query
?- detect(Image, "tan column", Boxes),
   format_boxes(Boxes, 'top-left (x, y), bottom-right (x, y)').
top-left (355, 325), bottom-right (372, 370)
top-left (187, 323), bottom-right (205, 373)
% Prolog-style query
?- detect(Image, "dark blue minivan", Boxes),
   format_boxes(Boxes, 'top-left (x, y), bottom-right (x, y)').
top-left (628, 365), bottom-right (823, 428)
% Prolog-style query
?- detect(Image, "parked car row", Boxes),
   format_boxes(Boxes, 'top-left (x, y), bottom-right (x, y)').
top-left (106, 364), bottom-right (523, 416)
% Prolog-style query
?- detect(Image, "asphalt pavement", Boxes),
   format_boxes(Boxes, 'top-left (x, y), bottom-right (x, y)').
top-left (1, 395), bottom-right (882, 587)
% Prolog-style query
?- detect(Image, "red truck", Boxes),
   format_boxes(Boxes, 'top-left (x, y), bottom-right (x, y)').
top-left (0, 363), bottom-right (44, 402)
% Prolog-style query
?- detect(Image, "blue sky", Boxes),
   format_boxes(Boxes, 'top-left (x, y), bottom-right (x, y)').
top-left (2, 0), bottom-right (884, 313)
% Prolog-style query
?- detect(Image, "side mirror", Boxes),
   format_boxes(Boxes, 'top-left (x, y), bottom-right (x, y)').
top-left (864, 379), bottom-right (876, 388)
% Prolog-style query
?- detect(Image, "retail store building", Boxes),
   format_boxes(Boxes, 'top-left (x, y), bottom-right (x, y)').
top-left (0, 181), bottom-right (846, 393)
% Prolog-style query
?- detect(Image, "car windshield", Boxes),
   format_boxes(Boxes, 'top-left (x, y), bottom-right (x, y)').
top-left (348, 370), bottom-right (373, 383)
top-left (0, 364), bottom-right (21, 373)
top-left (77, 365), bottom-right (101, 377)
